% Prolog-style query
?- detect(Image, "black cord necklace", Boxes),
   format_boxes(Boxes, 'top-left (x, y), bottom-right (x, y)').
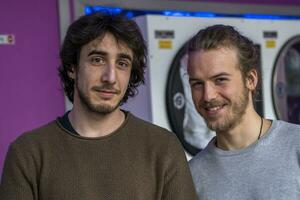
top-left (257, 117), bottom-right (263, 140)
top-left (215, 117), bottom-right (264, 148)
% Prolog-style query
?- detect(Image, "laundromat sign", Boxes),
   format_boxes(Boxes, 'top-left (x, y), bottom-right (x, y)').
top-left (0, 34), bottom-right (15, 45)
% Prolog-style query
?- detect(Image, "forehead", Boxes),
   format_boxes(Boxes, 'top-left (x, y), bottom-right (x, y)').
top-left (187, 47), bottom-right (240, 76)
top-left (82, 33), bottom-right (133, 57)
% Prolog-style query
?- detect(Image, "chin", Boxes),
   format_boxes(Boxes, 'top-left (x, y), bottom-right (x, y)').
top-left (206, 119), bottom-right (230, 132)
top-left (92, 106), bottom-right (117, 114)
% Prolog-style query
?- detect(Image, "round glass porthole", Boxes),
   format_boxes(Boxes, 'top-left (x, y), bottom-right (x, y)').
top-left (166, 44), bottom-right (215, 156)
top-left (273, 36), bottom-right (300, 124)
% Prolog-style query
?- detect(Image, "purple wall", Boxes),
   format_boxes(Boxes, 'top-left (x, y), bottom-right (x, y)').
top-left (0, 0), bottom-right (65, 175)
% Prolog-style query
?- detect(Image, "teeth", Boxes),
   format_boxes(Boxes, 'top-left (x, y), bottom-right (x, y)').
top-left (207, 106), bottom-right (221, 111)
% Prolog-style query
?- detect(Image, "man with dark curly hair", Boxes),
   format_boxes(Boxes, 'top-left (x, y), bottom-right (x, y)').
top-left (0, 12), bottom-right (196, 200)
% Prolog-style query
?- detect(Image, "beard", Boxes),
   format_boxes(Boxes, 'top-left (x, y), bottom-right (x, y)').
top-left (76, 81), bottom-right (122, 115)
top-left (201, 86), bottom-right (249, 132)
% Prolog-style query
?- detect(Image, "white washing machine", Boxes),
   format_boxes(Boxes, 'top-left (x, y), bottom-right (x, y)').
top-left (122, 15), bottom-right (300, 157)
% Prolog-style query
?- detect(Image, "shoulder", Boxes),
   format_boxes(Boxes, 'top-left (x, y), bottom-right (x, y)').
top-left (274, 120), bottom-right (300, 128)
top-left (126, 112), bottom-right (185, 152)
top-left (271, 120), bottom-right (300, 137)
top-left (269, 120), bottom-right (300, 148)
top-left (4, 120), bottom-right (60, 168)
top-left (188, 137), bottom-right (218, 173)
top-left (189, 146), bottom-right (210, 168)
top-left (127, 112), bottom-right (175, 138)
top-left (10, 120), bottom-right (60, 150)
top-left (188, 147), bottom-right (212, 185)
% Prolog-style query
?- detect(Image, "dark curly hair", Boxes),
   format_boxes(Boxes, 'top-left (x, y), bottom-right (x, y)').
top-left (188, 24), bottom-right (260, 96)
top-left (58, 12), bottom-right (147, 104)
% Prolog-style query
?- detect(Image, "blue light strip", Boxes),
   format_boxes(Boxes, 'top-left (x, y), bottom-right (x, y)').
top-left (84, 6), bottom-right (300, 20)
top-left (193, 12), bottom-right (216, 18)
top-left (243, 14), bottom-right (283, 20)
top-left (163, 10), bottom-right (191, 17)
top-left (85, 6), bottom-right (123, 15)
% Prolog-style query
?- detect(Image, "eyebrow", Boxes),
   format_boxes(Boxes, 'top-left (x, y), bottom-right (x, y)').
top-left (118, 53), bottom-right (133, 62)
top-left (87, 50), bottom-right (133, 62)
top-left (211, 72), bottom-right (231, 79)
top-left (87, 50), bottom-right (106, 57)
top-left (189, 72), bottom-right (231, 82)
top-left (189, 77), bottom-right (201, 82)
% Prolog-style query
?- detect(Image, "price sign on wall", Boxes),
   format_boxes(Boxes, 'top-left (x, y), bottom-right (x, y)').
top-left (0, 34), bottom-right (15, 45)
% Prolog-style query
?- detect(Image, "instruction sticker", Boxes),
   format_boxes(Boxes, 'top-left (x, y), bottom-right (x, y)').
top-left (159, 40), bottom-right (172, 49)
top-left (266, 40), bottom-right (276, 48)
top-left (0, 34), bottom-right (15, 45)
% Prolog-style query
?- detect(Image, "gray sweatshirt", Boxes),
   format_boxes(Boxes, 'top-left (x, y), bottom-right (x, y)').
top-left (189, 120), bottom-right (300, 200)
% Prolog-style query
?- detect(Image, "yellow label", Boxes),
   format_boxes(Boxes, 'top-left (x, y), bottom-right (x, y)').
top-left (159, 40), bottom-right (172, 49)
top-left (266, 40), bottom-right (276, 48)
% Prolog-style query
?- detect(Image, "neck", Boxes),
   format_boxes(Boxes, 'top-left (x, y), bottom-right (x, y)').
top-left (68, 102), bottom-right (125, 138)
top-left (215, 109), bottom-right (270, 151)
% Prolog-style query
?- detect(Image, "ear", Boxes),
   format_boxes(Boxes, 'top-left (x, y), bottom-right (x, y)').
top-left (245, 69), bottom-right (258, 91)
top-left (68, 65), bottom-right (76, 80)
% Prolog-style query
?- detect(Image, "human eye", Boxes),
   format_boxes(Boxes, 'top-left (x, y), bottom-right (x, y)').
top-left (117, 59), bottom-right (131, 69)
top-left (90, 56), bottom-right (105, 65)
top-left (190, 81), bottom-right (204, 90)
top-left (215, 77), bottom-right (228, 85)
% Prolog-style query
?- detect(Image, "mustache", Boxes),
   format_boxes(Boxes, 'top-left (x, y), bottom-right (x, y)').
top-left (91, 85), bottom-right (121, 94)
top-left (200, 100), bottom-right (227, 108)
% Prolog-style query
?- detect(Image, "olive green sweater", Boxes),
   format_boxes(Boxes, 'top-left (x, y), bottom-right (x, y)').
top-left (0, 113), bottom-right (196, 200)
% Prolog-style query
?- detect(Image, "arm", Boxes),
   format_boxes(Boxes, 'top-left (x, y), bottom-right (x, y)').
top-left (161, 135), bottom-right (197, 200)
top-left (0, 143), bottom-right (37, 200)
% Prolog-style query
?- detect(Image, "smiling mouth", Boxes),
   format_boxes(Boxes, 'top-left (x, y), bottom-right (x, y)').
top-left (205, 105), bottom-right (224, 111)
top-left (201, 103), bottom-right (228, 117)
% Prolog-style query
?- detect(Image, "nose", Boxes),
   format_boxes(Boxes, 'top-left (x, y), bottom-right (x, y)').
top-left (101, 63), bottom-right (116, 84)
top-left (203, 82), bottom-right (217, 102)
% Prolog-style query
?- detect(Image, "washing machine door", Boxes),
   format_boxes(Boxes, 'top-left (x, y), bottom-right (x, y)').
top-left (166, 43), bottom-right (264, 156)
top-left (273, 36), bottom-right (300, 124)
top-left (166, 44), bottom-right (215, 156)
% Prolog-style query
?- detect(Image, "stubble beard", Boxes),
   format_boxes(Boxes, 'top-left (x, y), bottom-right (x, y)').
top-left (76, 82), bottom-right (123, 115)
top-left (202, 86), bottom-right (249, 132)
